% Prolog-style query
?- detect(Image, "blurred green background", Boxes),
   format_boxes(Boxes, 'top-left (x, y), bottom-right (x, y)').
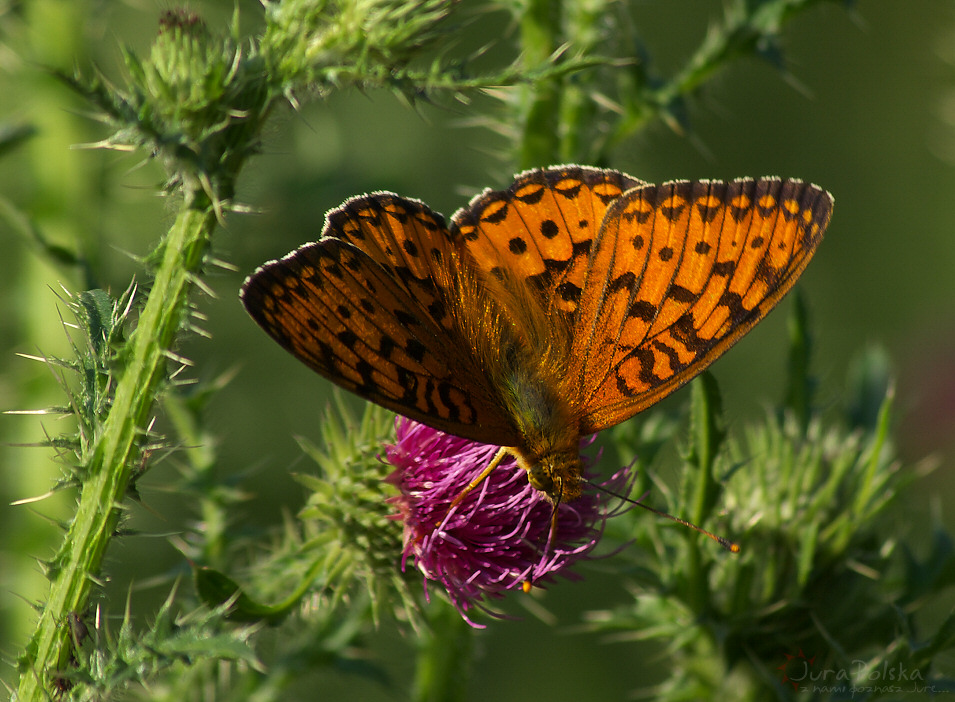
top-left (1, 0), bottom-right (954, 698)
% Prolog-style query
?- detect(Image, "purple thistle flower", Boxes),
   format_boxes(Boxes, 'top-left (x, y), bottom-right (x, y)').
top-left (385, 417), bottom-right (633, 626)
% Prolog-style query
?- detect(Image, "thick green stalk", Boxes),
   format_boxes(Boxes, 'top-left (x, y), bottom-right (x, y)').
top-left (413, 599), bottom-right (474, 702)
top-left (517, 0), bottom-right (563, 168)
top-left (559, 0), bottom-right (608, 163)
top-left (17, 190), bottom-right (218, 701)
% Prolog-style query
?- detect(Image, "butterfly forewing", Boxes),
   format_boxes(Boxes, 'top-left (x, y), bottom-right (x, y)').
top-left (574, 178), bottom-right (833, 432)
top-left (241, 195), bottom-right (520, 445)
top-left (570, 180), bottom-right (703, 400)
top-left (451, 166), bottom-right (643, 326)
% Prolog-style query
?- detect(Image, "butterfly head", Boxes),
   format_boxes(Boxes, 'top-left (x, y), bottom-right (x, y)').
top-left (520, 448), bottom-right (584, 504)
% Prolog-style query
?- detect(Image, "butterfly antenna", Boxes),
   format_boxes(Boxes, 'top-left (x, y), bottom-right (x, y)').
top-left (585, 479), bottom-right (740, 553)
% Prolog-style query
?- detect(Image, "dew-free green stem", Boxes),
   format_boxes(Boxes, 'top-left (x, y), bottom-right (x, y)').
top-left (17, 190), bottom-right (218, 701)
top-left (684, 374), bottom-right (724, 615)
top-left (559, 1), bottom-right (606, 163)
top-left (517, 0), bottom-right (563, 169)
top-left (162, 388), bottom-right (229, 569)
top-left (784, 291), bottom-right (813, 430)
top-left (413, 599), bottom-right (474, 702)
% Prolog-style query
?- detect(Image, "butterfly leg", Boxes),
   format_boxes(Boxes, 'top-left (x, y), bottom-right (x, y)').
top-left (521, 484), bottom-right (564, 594)
top-left (448, 446), bottom-right (512, 511)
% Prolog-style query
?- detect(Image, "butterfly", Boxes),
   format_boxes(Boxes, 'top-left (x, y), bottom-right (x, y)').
top-left (241, 166), bottom-right (833, 504)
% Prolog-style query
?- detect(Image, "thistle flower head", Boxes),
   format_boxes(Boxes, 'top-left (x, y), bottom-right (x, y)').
top-left (385, 418), bottom-right (632, 625)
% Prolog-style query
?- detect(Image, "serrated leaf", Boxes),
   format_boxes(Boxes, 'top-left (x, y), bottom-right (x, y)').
top-left (195, 567), bottom-right (296, 624)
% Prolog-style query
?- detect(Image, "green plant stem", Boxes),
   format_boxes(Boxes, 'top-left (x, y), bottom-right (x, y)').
top-left (559, 1), bottom-right (605, 163)
top-left (413, 599), bottom-right (474, 702)
top-left (162, 389), bottom-right (228, 569)
top-left (18, 189), bottom-right (219, 701)
top-left (784, 290), bottom-right (813, 430)
top-left (517, 0), bottom-right (563, 168)
top-left (685, 375), bottom-right (721, 615)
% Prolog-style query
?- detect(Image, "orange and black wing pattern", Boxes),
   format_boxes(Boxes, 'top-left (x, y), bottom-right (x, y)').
top-left (570, 177), bottom-right (832, 432)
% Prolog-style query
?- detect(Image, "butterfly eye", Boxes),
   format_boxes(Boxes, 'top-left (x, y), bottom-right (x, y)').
top-left (526, 464), bottom-right (554, 496)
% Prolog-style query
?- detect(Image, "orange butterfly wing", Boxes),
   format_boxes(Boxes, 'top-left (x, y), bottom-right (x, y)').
top-left (243, 169), bottom-right (832, 454)
top-left (241, 193), bottom-right (521, 445)
top-left (450, 166), bottom-right (644, 329)
top-left (572, 178), bottom-right (833, 432)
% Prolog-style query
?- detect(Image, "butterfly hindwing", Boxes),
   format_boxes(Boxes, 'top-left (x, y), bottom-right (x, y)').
top-left (241, 195), bottom-right (520, 444)
top-left (573, 177), bottom-right (833, 432)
